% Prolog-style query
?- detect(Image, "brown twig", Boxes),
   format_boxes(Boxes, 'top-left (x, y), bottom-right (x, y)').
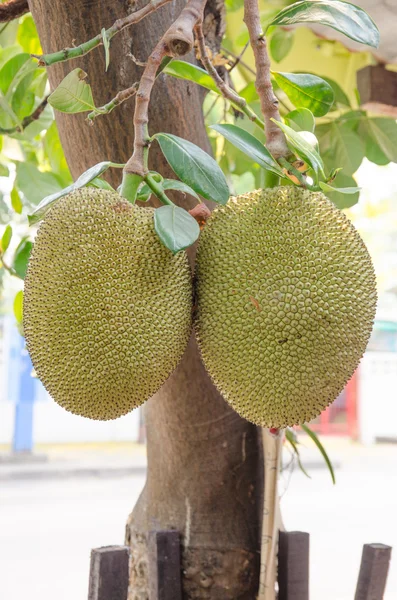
top-left (194, 22), bottom-right (264, 128)
top-left (221, 46), bottom-right (256, 76)
top-left (124, 0), bottom-right (207, 177)
top-left (228, 41), bottom-right (250, 74)
top-left (0, 97), bottom-right (49, 135)
top-left (243, 0), bottom-right (288, 159)
top-left (87, 83), bottom-right (139, 123)
top-left (0, 0), bottom-right (28, 23)
top-left (32, 0), bottom-right (174, 67)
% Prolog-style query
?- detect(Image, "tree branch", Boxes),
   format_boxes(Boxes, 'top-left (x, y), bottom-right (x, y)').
top-left (86, 83), bottom-right (139, 124)
top-left (243, 0), bottom-right (288, 159)
top-left (32, 0), bottom-right (173, 67)
top-left (0, 96), bottom-right (48, 134)
top-left (0, 0), bottom-right (28, 23)
top-left (194, 22), bottom-right (264, 129)
top-left (124, 0), bottom-right (207, 177)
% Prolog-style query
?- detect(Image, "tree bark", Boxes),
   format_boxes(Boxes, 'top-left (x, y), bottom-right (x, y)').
top-left (29, 1), bottom-right (262, 597)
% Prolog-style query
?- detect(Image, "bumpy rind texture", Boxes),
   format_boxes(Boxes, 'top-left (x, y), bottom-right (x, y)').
top-left (195, 187), bottom-right (377, 428)
top-left (24, 189), bottom-right (193, 420)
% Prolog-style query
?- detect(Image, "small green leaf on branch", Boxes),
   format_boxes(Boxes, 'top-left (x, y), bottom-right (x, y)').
top-left (87, 177), bottom-right (115, 191)
top-left (101, 28), bottom-right (110, 72)
top-left (154, 133), bottom-right (229, 205)
top-left (48, 69), bottom-right (101, 114)
top-left (28, 161), bottom-right (114, 225)
top-left (321, 173), bottom-right (360, 208)
top-left (164, 60), bottom-right (218, 93)
top-left (138, 179), bottom-right (200, 202)
top-left (154, 204), bottom-right (200, 253)
top-left (267, 0), bottom-right (380, 49)
top-left (212, 123), bottom-right (284, 176)
top-left (272, 119), bottom-right (325, 179)
top-left (270, 30), bottom-right (294, 62)
top-left (285, 108), bottom-right (315, 133)
top-left (273, 72), bottom-right (334, 117)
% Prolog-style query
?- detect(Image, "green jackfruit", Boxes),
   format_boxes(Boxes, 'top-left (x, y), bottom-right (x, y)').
top-left (195, 187), bottom-right (377, 428)
top-left (24, 188), bottom-right (192, 420)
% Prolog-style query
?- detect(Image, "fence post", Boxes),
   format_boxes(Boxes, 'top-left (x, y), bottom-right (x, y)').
top-left (88, 545), bottom-right (129, 600)
top-left (354, 543), bottom-right (392, 600)
top-left (278, 531), bottom-right (310, 600)
top-left (148, 530), bottom-right (182, 600)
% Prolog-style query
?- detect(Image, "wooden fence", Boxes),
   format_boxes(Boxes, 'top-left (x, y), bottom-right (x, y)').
top-left (88, 531), bottom-right (392, 600)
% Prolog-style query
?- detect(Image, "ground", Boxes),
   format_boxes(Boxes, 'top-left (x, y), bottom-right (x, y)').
top-left (0, 437), bottom-right (396, 600)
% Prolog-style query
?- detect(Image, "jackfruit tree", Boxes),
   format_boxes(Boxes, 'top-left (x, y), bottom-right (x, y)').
top-left (0, 0), bottom-right (394, 598)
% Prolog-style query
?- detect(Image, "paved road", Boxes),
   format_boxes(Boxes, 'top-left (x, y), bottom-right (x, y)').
top-left (0, 441), bottom-right (396, 600)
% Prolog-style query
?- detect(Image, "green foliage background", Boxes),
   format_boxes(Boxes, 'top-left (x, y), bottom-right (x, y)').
top-left (1, 1), bottom-right (397, 301)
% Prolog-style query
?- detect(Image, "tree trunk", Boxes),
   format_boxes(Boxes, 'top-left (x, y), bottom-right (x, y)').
top-left (29, 1), bottom-right (262, 597)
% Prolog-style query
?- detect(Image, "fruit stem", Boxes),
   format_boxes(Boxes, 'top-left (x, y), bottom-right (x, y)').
top-left (278, 157), bottom-right (317, 191)
top-left (144, 173), bottom-right (173, 206)
top-left (120, 172), bottom-right (143, 204)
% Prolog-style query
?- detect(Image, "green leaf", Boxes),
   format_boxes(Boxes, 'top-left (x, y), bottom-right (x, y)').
top-left (12, 239), bottom-right (33, 279)
top-left (16, 162), bottom-right (63, 206)
top-left (137, 179), bottom-right (200, 202)
top-left (48, 68), bottom-right (99, 114)
top-left (238, 82), bottom-right (258, 103)
top-left (11, 187), bottom-right (22, 214)
top-left (322, 173), bottom-right (360, 209)
top-left (284, 108), bottom-right (315, 133)
top-left (211, 123), bottom-right (284, 176)
top-left (0, 224), bottom-right (12, 253)
top-left (0, 53), bottom-right (30, 94)
top-left (301, 423), bottom-right (336, 484)
top-left (5, 58), bottom-right (38, 101)
top-left (13, 290), bottom-right (23, 325)
top-left (0, 90), bottom-right (20, 128)
top-left (102, 28), bottom-right (110, 72)
top-left (154, 132), bottom-right (230, 205)
top-left (319, 181), bottom-right (360, 195)
top-left (272, 119), bottom-right (325, 178)
top-left (88, 177), bottom-right (115, 191)
top-left (269, 30), bottom-right (294, 62)
top-left (268, 0), bottom-right (379, 49)
top-left (273, 72), bottom-right (334, 117)
top-left (154, 205), bottom-right (200, 254)
top-left (12, 83), bottom-right (35, 121)
top-left (28, 161), bottom-right (113, 225)
top-left (363, 118), bottom-right (397, 164)
top-left (325, 123), bottom-right (364, 175)
top-left (164, 60), bottom-right (218, 93)
top-left (285, 428), bottom-right (311, 479)
top-left (161, 179), bottom-right (201, 199)
top-left (320, 75), bottom-right (351, 108)
top-left (17, 15), bottom-right (42, 56)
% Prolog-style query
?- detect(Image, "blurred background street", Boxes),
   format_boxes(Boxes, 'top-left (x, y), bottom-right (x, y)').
top-left (0, 437), bottom-right (396, 600)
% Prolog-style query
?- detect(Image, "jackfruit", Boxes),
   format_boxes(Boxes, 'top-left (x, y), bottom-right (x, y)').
top-left (194, 187), bottom-right (376, 428)
top-left (24, 188), bottom-right (192, 420)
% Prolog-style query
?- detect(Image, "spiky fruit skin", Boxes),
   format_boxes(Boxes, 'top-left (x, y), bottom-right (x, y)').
top-left (195, 187), bottom-right (377, 428)
top-left (24, 189), bottom-right (193, 421)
